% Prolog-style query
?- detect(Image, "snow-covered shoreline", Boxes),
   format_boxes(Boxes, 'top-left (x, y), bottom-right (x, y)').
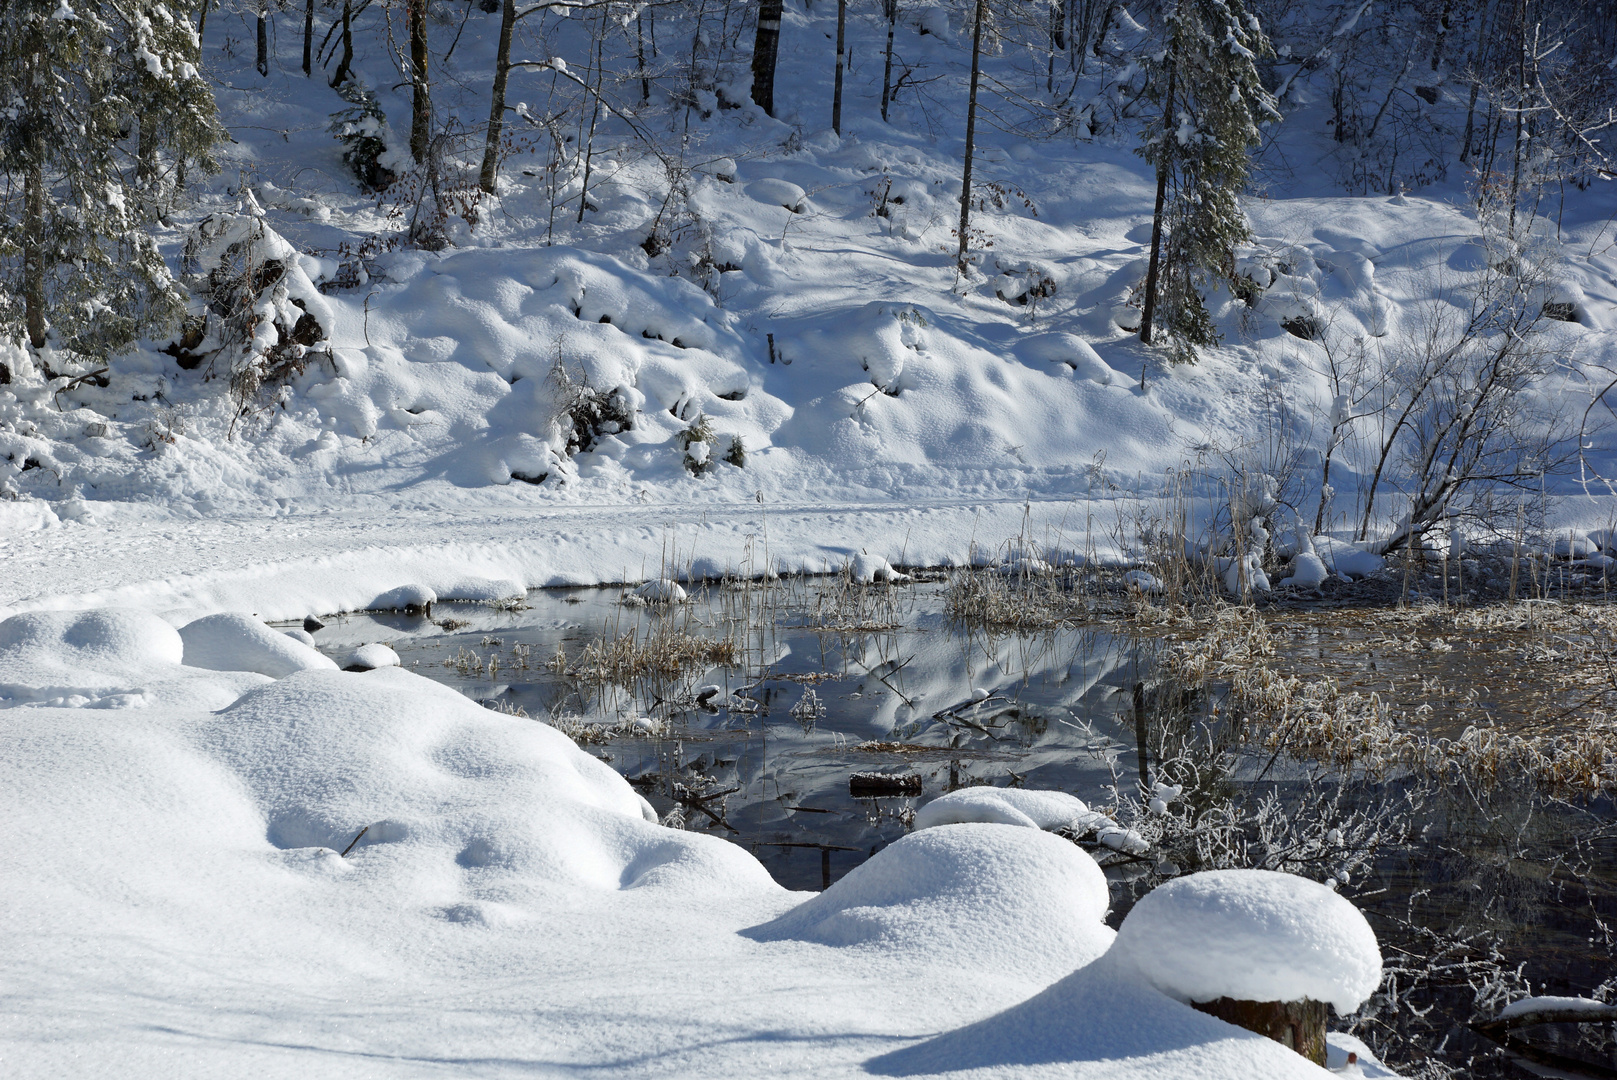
top-left (1, 606), bottom-right (1396, 1078)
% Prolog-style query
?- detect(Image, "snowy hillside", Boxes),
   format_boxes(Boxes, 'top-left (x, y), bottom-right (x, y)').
top-left (5, 0), bottom-right (1617, 616)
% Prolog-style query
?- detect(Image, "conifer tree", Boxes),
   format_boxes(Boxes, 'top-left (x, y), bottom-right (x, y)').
top-left (0, 0), bottom-right (223, 360)
top-left (1137, 0), bottom-right (1276, 362)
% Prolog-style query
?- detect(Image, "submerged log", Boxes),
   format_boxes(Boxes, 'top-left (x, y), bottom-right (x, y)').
top-left (849, 772), bottom-right (922, 798)
top-left (1191, 997), bottom-right (1327, 1065)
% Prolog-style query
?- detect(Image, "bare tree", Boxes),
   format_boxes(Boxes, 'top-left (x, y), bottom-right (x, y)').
top-left (751, 0), bottom-right (784, 116)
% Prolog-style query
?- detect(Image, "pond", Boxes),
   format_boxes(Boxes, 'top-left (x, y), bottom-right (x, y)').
top-left (293, 576), bottom-right (1617, 1079)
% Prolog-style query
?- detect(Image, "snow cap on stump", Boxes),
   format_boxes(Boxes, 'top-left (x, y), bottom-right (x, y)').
top-left (1109, 869), bottom-right (1381, 1014)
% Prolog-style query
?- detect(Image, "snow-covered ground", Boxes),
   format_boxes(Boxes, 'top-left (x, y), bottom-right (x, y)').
top-left (1, 607), bottom-right (1397, 1078)
top-left (10, 0), bottom-right (1616, 1073)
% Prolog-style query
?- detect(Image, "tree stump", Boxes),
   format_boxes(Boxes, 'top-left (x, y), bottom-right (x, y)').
top-left (1191, 997), bottom-right (1328, 1065)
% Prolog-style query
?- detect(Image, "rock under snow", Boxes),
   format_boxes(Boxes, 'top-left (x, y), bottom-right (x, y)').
top-left (179, 612), bottom-right (338, 678)
top-left (368, 584), bottom-right (436, 612)
top-left (1279, 552), bottom-right (1329, 591)
top-left (0, 608), bottom-right (264, 710)
top-left (634, 578), bottom-right (688, 603)
top-left (1315, 538), bottom-right (1386, 582)
top-left (913, 788), bottom-right (1093, 832)
top-left (1108, 869), bottom-right (1382, 1013)
top-left (850, 552), bottom-right (908, 583)
top-left (341, 643), bottom-right (401, 671)
top-left (745, 823), bottom-right (1114, 976)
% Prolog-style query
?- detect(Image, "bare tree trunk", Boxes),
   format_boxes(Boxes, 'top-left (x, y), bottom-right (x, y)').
top-left (956, 0), bottom-right (987, 273)
top-left (1139, 63), bottom-right (1175, 346)
top-left (409, 0), bottom-right (432, 162)
top-left (880, 0), bottom-right (898, 122)
top-left (577, 14), bottom-right (606, 223)
top-left (1048, 0), bottom-right (1064, 94)
top-left (479, 0), bottom-right (515, 193)
top-left (24, 160), bottom-right (47, 350)
top-left (198, 0), bottom-right (211, 36)
top-left (257, 3), bottom-right (269, 77)
top-left (1507, 0), bottom-right (1526, 238)
top-left (751, 0), bottom-right (784, 116)
top-left (832, 0), bottom-right (847, 134)
top-left (303, 0), bottom-right (314, 74)
top-left (138, 111), bottom-right (158, 189)
top-left (331, 0), bottom-right (354, 86)
top-left (637, 13), bottom-right (650, 103)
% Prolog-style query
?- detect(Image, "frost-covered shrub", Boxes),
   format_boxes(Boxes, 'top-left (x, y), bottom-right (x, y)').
top-left (677, 413), bottom-right (716, 475)
top-left (328, 83), bottom-right (402, 192)
top-left (171, 208), bottom-right (334, 413)
top-left (549, 360), bottom-right (636, 457)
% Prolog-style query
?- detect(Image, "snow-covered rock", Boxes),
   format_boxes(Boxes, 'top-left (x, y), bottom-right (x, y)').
top-left (1315, 538), bottom-right (1386, 582)
top-left (850, 552), bottom-right (909, 583)
top-left (1108, 869), bottom-right (1382, 1013)
top-left (1125, 569), bottom-right (1165, 594)
top-left (745, 823), bottom-right (1114, 973)
top-left (368, 584), bottom-right (436, 612)
top-left (913, 788), bottom-right (1092, 832)
top-left (1279, 552), bottom-right (1329, 591)
top-left (0, 608), bottom-right (264, 710)
top-left (179, 612), bottom-right (338, 678)
top-left (340, 643), bottom-right (401, 671)
top-left (634, 578), bottom-right (688, 603)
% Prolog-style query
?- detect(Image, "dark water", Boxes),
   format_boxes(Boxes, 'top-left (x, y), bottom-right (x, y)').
top-left (296, 581), bottom-right (1617, 1078)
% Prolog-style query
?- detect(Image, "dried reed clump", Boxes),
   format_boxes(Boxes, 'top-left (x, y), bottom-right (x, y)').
top-left (1163, 611), bottom-right (1617, 795)
top-left (943, 568), bottom-right (1088, 630)
top-left (567, 625), bottom-right (738, 687)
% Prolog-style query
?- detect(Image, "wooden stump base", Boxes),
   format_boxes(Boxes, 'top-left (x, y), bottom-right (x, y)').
top-left (1191, 997), bottom-right (1328, 1065)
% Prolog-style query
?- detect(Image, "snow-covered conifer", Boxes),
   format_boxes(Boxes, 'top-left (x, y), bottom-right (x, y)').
top-left (0, 0), bottom-right (222, 360)
top-left (1137, 0), bottom-right (1277, 362)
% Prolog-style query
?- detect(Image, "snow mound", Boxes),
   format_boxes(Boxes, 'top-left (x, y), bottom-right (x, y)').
top-left (850, 552), bottom-right (909, 583)
top-left (1109, 869), bottom-right (1382, 1013)
top-left (0, 608), bottom-right (265, 710)
top-left (1315, 537), bottom-right (1385, 581)
top-left (1017, 333), bottom-right (1119, 385)
top-left (1280, 552), bottom-right (1329, 591)
top-left (179, 612), bottom-right (338, 678)
top-left (914, 788), bottom-right (1092, 832)
top-left (634, 578), bottom-right (687, 603)
top-left (340, 643), bottom-right (401, 670)
top-left (438, 577), bottom-right (526, 603)
top-left (0, 608), bottom-right (183, 668)
top-left (205, 668), bottom-right (776, 894)
top-left (746, 178), bottom-right (807, 212)
top-left (745, 823), bottom-right (1114, 974)
top-left (368, 584), bottom-right (436, 611)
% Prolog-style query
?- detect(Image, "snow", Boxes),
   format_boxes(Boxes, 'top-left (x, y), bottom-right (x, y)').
top-left (0, 613), bottom-right (1366, 1078)
top-left (1498, 995), bottom-right (1617, 1020)
top-left (746, 823), bottom-right (1114, 976)
top-left (913, 787), bottom-right (1094, 831)
top-left (1314, 537), bottom-right (1386, 582)
top-left (178, 611), bottom-right (338, 678)
top-left (1108, 869), bottom-right (1383, 1014)
top-left (340, 642), bottom-right (401, 670)
top-left (633, 578), bottom-right (688, 603)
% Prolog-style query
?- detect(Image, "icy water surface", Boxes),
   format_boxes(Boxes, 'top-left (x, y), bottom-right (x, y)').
top-left (299, 581), bottom-right (1617, 1077)
top-left (304, 581), bottom-right (1151, 891)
